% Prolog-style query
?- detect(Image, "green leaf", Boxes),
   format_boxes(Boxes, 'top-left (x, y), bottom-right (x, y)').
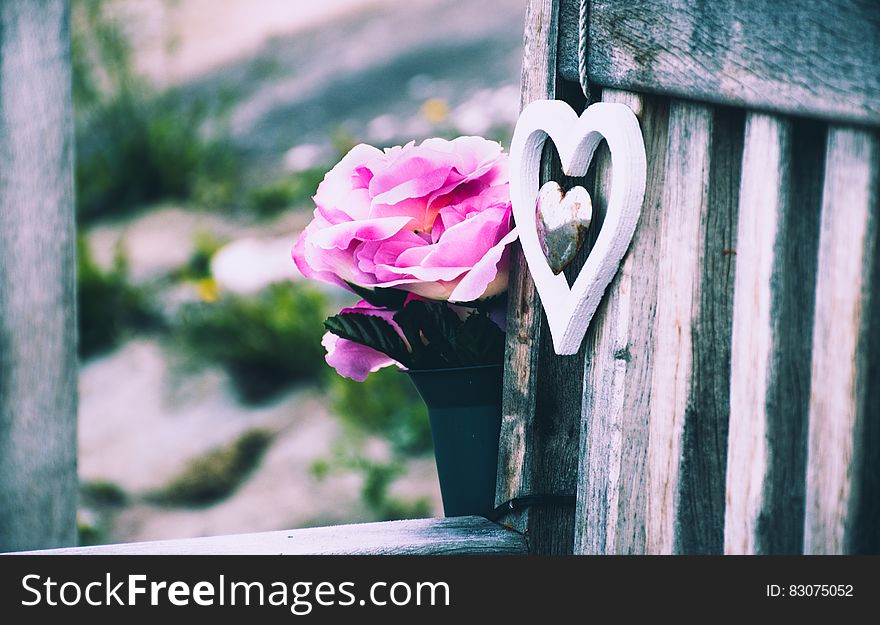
top-left (391, 303), bottom-right (441, 369)
top-left (453, 293), bottom-right (506, 312)
top-left (324, 312), bottom-right (412, 367)
top-left (454, 311), bottom-right (506, 366)
top-left (344, 282), bottom-right (408, 309)
top-left (393, 300), bottom-right (466, 368)
top-left (418, 301), bottom-right (465, 362)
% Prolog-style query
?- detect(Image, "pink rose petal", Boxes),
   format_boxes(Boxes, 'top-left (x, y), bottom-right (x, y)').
top-left (322, 332), bottom-right (401, 381)
top-left (314, 144), bottom-right (383, 214)
top-left (447, 227), bottom-right (519, 302)
top-left (321, 300), bottom-right (411, 380)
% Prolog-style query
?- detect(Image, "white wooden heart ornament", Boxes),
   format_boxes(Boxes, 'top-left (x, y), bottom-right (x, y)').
top-left (510, 100), bottom-right (647, 355)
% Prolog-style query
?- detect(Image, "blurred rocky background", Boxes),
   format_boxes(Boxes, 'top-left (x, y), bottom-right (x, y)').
top-left (72, 0), bottom-right (525, 544)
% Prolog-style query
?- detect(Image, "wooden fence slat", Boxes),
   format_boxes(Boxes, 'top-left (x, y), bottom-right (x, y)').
top-left (497, 0), bottom-right (558, 548)
top-left (804, 127), bottom-right (880, 555)
top-left (575, 90), bottom-right (669, 555)
top-left (577, 97), bottom-right (741, 555)
top-left (644, 100), bottom-right (713, 554)
top-left (0, 0), bottom-right (77, 552)
top-left (11, 517), bottom-right (528, 556)
top-left (723, 115), bottom-right (825, 555)
top-left (500, 0), bottom-right (590, 555)
top-left (558, 0), bottom-right (880, 127)
top-left (673, 104), bottom-right (743, 554)
top-left (724, 115), bottom-right (789, 555)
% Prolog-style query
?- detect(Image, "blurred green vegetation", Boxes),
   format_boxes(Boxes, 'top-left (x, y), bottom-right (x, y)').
top-left (81, 480), bottom-right (129, 507)
top-left (311, 441), bottom-right (433, 522)
top-left (70, 0), bottom-right (131, 112)
top-left (78, 480), bottom-right (129, 547)
top-left (311, 368), bottom-right (435, 520)
top-left (247, 167), bottom-right (326, 217)
top-left (169, 231), bottom-right (227, 283)
top-left (359, 459), bottom-right (433, 520)
top-left (174, 282), bottom-right (328, 403)
top-left (71, 0), bottom-right (241, 223)
top-left (329, 367), bottom-right (432, 455)
top-left (70, 0), bottom-right (438, 528)
top-left (150, 429), bottom-right (274, 506)
top-left (77, 236), bottom-right (159, 358)
top-left (75, 93), bottom-right (241, 221)
top-left (77, 513), bottom-right (107, 547)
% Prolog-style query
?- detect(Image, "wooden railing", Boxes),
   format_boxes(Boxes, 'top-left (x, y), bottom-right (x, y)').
top-left (12, 517), bottom-right (527, 556)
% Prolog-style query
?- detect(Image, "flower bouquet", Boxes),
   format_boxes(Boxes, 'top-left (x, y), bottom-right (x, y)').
top-left (293, 136), bottom-right (518, 517)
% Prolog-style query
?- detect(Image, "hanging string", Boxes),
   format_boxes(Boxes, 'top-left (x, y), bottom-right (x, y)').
top-left (578, 0), bottom-right (591, 101)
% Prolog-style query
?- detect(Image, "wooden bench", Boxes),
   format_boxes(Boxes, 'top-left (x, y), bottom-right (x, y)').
top-left (497, 0), bottom-right (879, 555)
top-left (2, 0), bottom-right (877, 555)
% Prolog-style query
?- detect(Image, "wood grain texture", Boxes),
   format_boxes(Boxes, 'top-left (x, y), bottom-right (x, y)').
top-left (559, 0), bottom-right (880, 127)
top-left (576, 97), bottom-right (741, 555)
top-left (500, 2), bottom-right (606, 554)
top-left (804, 127), bottom-right (880, 554)
top-left (723, 115), bottom-right (825, 555)
top-left (556, 0), bottom-right (582, 93)
top-left (645, 101), bottom-right (712, 554)
top-left (724, 116), bottom-right (785, 556)
top-left (518, 0), bottom-right (559, 111)
top-left (575, 90), bottom-right (669, 554)
top-left (13, 517), bottom-right (528, 556)
top-left (673, 105), bottom-right (743, 554)
top-left (497, 0), bottom-right (558, 545)
top-left (0, 0), bottom-right (77, 552)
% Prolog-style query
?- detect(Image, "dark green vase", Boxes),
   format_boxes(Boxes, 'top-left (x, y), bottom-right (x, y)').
top-left (405, 364), bottom-right (503, 518)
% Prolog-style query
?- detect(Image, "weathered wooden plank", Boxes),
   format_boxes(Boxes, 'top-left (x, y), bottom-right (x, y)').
top-left (724, 117), bottom-right (790, 555)
top-left (517, 0), bottom-right (559, 111)
top-left (559, 0), bottom-right (880, 127)
top-left (501, 0), bottom-right (595, 553)
top-left (577, 97), bottom-right (741, 555)
top-left (0, 0), bottom-right (77, 552)
top-left (497, 0), bottom-right (557, 544)
top-left (499, 0), bottom-right (586, 555)
top-left (645, 101), bottom-right (713, 554)
top-left (515, 78), bottom-right (596, 555)
top-left (556, 0), bottom-right (582, 93)
top-left (575, 90), bottom-right (669, 554)
top-left (723, 115), bottom-right (825, 555)
top-left (524, 223), bottom-right (587, 555)
top-left (12, 517), bottom-right (528, 556)
top-left (804, 127), bottom-right (880, 554)
top-left (673, 105), bottom-right (743, 554)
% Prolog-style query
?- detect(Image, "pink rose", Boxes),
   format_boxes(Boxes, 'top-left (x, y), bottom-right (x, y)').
top-left (322, 300), bottom-right (408, 381)
top-left (292, 137), bottom-right (518, 302)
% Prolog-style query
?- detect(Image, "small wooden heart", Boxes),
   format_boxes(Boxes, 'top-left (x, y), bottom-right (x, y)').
top-left (536, 181), bottom-right (592, 275)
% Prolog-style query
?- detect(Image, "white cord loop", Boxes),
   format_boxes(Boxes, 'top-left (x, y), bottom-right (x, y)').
top-left (577, 0), bottom-right (590, 100)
